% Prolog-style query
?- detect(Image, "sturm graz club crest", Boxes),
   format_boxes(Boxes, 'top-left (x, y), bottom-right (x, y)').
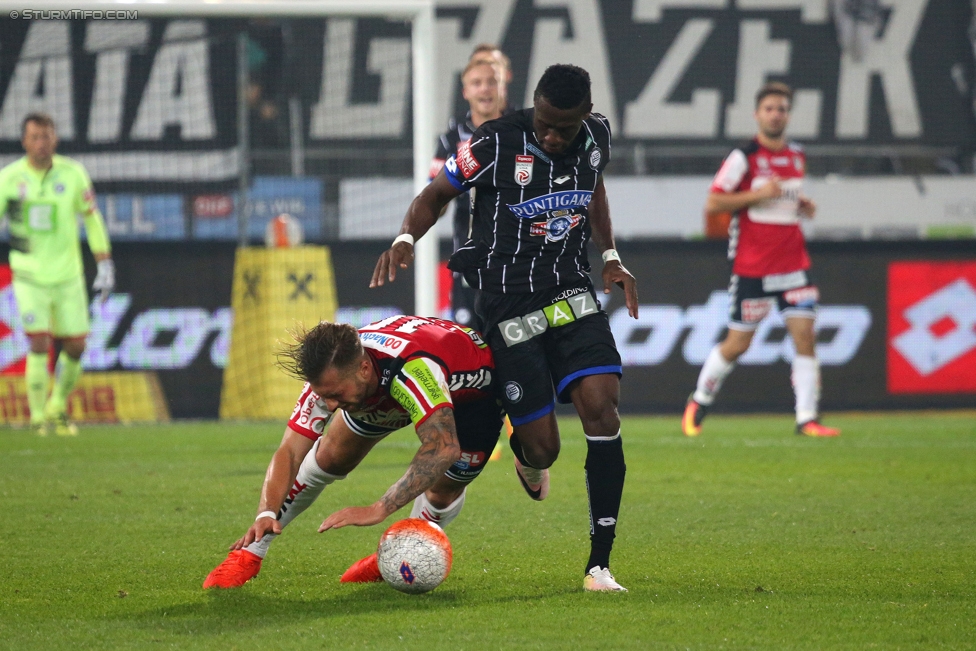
top-left (588, 147), bottom-right (602, 170)
top-left (530, 209), bottom-right (582, 242)
top-left (514, 155), bottom-right (534, 186)
top-left (504, 381), bottom-right (523, 403)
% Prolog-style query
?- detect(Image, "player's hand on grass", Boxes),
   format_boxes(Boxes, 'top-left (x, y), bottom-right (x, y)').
top-left (319, 503), bottom-right (388, 531)
top-left (92, 258), bottom-right (115, 302)
top-left (230, 516), bottom-right (282, 551)
top-left (798, 195), bottom-right (816, 218)
top-left (603, 261), bottom-right (639, 318)
top-left (370, 241), bottom-right (414, 287)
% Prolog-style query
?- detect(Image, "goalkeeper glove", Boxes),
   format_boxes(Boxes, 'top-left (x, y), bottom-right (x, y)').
top-left (92, 258), bottom-right (115, 303)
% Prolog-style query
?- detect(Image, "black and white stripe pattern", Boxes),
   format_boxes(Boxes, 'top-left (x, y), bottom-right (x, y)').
top-left (446, 108), bottom-right (612, 295)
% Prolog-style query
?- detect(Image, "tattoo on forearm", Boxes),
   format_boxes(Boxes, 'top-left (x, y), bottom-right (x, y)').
top-left (379, 409), bottom-right (459, 514)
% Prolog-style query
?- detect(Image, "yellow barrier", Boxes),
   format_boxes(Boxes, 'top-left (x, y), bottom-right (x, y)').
top-left (220, 246), bottom-right (338, 421)
top-left (0, 372), bottom-right (170, 425)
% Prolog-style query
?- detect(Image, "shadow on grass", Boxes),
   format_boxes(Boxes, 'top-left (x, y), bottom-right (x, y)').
top-left (116, 582), bottom-right (579, 638)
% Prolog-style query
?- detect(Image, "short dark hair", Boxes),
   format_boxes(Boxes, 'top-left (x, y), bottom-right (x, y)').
top-left (533, 64), bottom-right (591, 110)
top-left (755, 82), bottom-right (793, 109)
top-left (22, 112), bottom-right (55, 136)
top-left (277, 322), bottom-right (362, 383)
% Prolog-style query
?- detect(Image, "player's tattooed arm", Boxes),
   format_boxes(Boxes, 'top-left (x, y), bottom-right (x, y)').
top-left (381, 408), bottom-right (460, 513)
top-left (318, 408), bottom-right (460, 530)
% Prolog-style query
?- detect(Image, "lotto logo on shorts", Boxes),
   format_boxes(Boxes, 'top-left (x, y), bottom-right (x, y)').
top-left (888, 261), bottom-right (976, 394)
top-left (741, 297), bottom-right (775, 323)
top-left (456, 141), bottom-right (481, 179)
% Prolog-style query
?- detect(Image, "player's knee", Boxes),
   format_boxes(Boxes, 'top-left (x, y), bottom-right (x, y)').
top-left (62, 339), bottom-right (86, 359)
top-left (720, 336), bottom-right (751, 360)
top-left (28, 334), bottom-right (51, 354)
top-left (579, 406), bottom-right (620, 440)
top-left (521, 435), bottom-right (560, 469)
top-left (425, 485), bottom-right (464, 509)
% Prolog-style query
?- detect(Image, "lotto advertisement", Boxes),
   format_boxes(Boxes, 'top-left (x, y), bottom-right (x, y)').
top-left (1, 240), bottom-right (971, 422)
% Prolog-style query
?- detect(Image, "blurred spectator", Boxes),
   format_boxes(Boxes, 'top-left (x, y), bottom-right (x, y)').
top-left (246, 21), bottom-right (288, 148)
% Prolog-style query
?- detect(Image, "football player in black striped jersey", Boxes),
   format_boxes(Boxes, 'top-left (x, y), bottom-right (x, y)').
top-left (430, 56), bottom-right (507, 331)
top-left (373, 65), bottom-right (638, 592)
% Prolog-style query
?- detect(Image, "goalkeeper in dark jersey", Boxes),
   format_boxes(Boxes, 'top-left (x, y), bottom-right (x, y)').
top-left (373, 65), bottom-right (638, 592)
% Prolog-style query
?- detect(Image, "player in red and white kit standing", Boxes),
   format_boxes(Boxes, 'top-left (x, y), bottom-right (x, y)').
top-left (203, 316), bottom-right (502, 588)
top-left (682, 82), bottom-right (840, 438)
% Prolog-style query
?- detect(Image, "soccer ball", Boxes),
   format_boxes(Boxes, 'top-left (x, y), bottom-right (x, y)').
top-left (376, 518), bottom-right (453, 594)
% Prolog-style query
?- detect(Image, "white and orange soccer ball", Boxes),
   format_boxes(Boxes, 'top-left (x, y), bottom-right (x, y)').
top-left (377, 518), bottom-right (453, 594)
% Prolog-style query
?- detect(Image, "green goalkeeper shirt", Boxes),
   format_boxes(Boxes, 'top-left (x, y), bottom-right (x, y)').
top-left (0, 154), bottom-right (111, 286)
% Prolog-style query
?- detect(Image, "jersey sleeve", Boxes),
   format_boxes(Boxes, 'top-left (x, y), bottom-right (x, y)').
top-left (389, 355), bottom-right (453, 427)
top-left (74, 163), bottom-right (111, 254)
top-left (710, 149), bottom-right (748, 194)
top-left (287, 382), bottom-right (335, 440)
top-left (429, 132), bottom-right (451, 181)
top-left (591, 113), bottom-right (612, 172)
top-left (443, 131), bottom-right (497, 191)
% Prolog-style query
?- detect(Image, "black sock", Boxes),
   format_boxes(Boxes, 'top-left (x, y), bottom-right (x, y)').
top-left (509, 431), bottom-right (533, 468)
top-left (584, 435), bottom-right (625, 573)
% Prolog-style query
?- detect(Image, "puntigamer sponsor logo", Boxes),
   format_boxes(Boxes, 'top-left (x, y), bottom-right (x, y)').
top-left (506, 190), bottom-right (593, 219)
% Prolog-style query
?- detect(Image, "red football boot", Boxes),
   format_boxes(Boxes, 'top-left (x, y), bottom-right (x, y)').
top-left (796, 420), bottom-right (841, 437)
top-left (340, 552), bottom-right (383, 583)
top-left (202, 549), bottom-right (262, 589)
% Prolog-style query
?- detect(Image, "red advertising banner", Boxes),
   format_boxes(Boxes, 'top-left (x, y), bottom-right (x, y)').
top-left (888, 261), bottom-right (976, 394)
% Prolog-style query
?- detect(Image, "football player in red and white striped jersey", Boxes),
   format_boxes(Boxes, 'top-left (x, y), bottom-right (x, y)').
top-left (682, 82), bottom-right (840, 439)
top-left (203, 316), bottom-right (503, 588)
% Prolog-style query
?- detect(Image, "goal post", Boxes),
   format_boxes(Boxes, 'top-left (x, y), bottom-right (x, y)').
top-left (25, 0), bottom-right (439, 317)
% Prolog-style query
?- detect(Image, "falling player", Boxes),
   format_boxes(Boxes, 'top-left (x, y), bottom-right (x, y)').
top-left (682, 82), bottom-right (840, 438)
top-left (203, 316), bottom-right (503, 588)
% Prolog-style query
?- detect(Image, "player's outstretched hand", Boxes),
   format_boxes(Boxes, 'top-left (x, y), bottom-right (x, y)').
top-left (370, 241), bottom-right (414, 287)
top-left (603, 260), bottom-right (639, 318)
top-left (319, 504), bottom-right (388, 531)
top-left (92, 258), bottom-right (115, 303)
top-left (230, 516), bottom-right (282, 551)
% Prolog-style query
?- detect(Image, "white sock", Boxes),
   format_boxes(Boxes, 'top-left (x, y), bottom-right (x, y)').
top-left (693, 345), bottom-right (735, 406)
top-left (409, 488), bottom-right (466, 528)
top-left (245, 438), bottom-right (345, 558)
top-left (792, 355), bottom-right (820, 425)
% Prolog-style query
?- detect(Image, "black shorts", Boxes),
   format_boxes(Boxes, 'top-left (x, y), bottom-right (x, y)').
top-left (446, 397), bottom-right (504, 483)
top-left (345, 397), bottom-right (502, 484)
top-left (728, 270), bottom-right (819, 331)
top-left (451, 273), bottom-right (484, 333)
top-left (479, 281), bottom-right (622, 426)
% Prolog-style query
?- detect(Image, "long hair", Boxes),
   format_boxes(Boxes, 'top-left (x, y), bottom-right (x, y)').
top-left (276, 322), bottom-right (362, 382)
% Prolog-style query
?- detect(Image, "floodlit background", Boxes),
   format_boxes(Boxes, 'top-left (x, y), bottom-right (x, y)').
top-left (0, 0), bottom-right (973, 420)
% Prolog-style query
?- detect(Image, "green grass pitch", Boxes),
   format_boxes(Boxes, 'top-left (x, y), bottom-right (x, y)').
top-left (2, 412), bottom-right (974, 650)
